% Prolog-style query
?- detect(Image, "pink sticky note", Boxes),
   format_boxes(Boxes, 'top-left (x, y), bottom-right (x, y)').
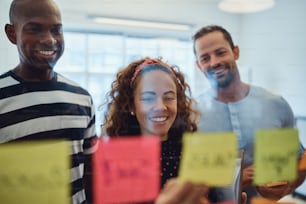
top-left (93, 136), bottom-right (160, 204)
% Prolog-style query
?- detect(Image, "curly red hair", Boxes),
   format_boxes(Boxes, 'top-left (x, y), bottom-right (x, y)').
top-left (101, 57), bottom-right (200, 141)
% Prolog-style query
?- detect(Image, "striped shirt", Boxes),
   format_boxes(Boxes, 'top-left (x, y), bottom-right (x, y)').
top-left (0, 71), bottom-right (97, 204)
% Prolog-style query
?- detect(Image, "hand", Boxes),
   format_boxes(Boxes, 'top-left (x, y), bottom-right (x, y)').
top-left (256, 182), bottom-right (293, 200)
top-left (155, 178), bottom-right (209, 204)
top-left (256, 168), bottom-right (306, 200)
top-left (242, 165), bottom-right (254, 187)
top-left (241, 192), bottom-right (247, 204)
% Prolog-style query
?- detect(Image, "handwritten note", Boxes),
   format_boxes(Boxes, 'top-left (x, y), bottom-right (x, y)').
top-left (254, 128), bottom-right (299, 185)
top-left (93, 136), bottom-right (160, 204)
top-left (179, 132), bottom-right (237, 186)
top-left (0, 140), bottom-right (70, 204)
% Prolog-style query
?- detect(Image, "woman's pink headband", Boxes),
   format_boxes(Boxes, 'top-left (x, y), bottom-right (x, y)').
top-left (130, 58), bottom-right (175, 86)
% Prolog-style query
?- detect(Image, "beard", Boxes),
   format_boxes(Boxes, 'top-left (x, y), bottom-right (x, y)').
top-left (206, 64), bottom-right (236, 88)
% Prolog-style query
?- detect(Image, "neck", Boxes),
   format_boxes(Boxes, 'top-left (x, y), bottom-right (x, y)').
top-left (215, 82), bottom-right (250, 103)
top-left (13, 65), bottom-right (54, 81)
top-left (160, 134), bottom-right (168, 141)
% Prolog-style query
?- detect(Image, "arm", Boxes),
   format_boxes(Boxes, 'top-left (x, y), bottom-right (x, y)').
top-left (155, 178), bottom-right (209, 204)
top-left (256, 169), bottom-right (306, 200)
top-left (155, 178), bottom-right (248, 204)
top-left (84, 154), bottom-right (93, 204)
top-left (242, 165), bottom-right (254, 188)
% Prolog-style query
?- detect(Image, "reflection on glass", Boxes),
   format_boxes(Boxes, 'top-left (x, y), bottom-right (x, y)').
top-left (57, 32), bottom-right (87, 72)
top-left (88, 34), bottom-right (123, 73)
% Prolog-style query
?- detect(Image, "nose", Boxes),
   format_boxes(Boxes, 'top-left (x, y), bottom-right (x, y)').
top-left (209, 55), bottom-right (221, 68)
top-left (39, 32), bottom-right (57, 45)
top-left (153, 98), bottom-right (167, 111)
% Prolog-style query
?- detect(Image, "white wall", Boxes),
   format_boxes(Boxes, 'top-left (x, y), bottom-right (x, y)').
top-left (0, 1), bottom-right (19, 73)
top-left (1, 0), bottom-right (305, 117)
top-left (239, 0), bottom-right (306, 116)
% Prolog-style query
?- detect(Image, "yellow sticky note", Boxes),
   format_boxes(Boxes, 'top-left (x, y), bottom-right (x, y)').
top-left (179, 132), bottom-right (237, 186)
top-left (0, 141), bottom-right (71, 204)
top-left (254, 128), bottom-right (299, 185)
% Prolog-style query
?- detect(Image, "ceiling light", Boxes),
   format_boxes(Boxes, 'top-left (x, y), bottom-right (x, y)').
top-left (88, 16), bottom-right (193, 31)
top-left (218, 0), bottom-right (275, 13)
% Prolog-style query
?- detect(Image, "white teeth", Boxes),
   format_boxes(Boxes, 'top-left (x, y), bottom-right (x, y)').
top-left (151, 117), bottom-right (167, 122)
top-left (214, 69), bottom-right (224, 74)
top-left (39, 50), bottom-right (54, 56)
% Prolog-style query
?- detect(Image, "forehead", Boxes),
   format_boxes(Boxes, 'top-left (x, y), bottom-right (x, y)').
top-left (195, 31), bottom-right (230, 53)
top-left (135, 70), bottom-right (176, 94)
top-left (14, 0), bottom-right (61, 24)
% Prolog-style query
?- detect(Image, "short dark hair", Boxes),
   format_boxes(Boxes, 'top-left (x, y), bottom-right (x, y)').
top-left (192, 25), bottom-right (235, 56)
top-left (8, 0), bottom-right (19, 24)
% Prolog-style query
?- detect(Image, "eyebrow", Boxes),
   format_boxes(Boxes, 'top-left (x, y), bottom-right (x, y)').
top-left (141, 90), bottom-right (176, 95)
top-left (24, 22), bottom-right (63, 27)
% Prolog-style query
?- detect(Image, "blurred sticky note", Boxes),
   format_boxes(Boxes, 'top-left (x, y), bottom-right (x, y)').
top-left (299, 150), bottom-right (306, 170)
top-left (0, 141), bottom-right (70, 204)
top-left (254, 128), bottom-right (299, 185)
top-left (179, 132), bottom-right (237, 186)
top-left (251, 197), bottom-right (295, 204)
top-left (93, 136), bottom-right (160, 204)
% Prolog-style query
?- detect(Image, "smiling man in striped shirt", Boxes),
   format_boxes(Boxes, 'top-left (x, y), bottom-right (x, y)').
top-left (0, 0), bottom-right (97, 203)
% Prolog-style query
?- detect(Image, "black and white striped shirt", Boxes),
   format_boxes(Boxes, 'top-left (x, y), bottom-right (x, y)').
top-left (0, 71), bottom-right (97, 204)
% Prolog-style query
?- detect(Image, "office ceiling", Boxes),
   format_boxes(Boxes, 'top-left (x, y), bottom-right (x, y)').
top-left (1, 0), bottom-right (237, 39)
top-left (54, 0), bottom-right (236, 38)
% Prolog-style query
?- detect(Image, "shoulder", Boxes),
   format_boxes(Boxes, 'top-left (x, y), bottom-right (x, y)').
top-left (196, 88), bottom-right (215, 102)
top-left (249, 85), bottom-right (292, 112)
top-left (0, 70), bottom-right (13, 79)
top-left (56, 73), bottom-right (91, 96)
top-left (0, 71), bottom-right (20, 88)
top-left (250, 85), bottom-right (288, 102)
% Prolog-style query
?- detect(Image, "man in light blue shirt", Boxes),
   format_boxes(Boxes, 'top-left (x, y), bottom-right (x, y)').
top-left (192, 24), bottom-right (305, 203)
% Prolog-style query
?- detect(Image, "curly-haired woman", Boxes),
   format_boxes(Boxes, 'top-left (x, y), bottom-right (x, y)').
top-left (102, 57), bottom-right (199, 187)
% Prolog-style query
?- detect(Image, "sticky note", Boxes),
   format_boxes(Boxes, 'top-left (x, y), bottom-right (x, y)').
top-left (254, 128), bottom-right (299, 185)
top-left (179, 132), bottom-right (237, 186)
top-left (298, 150), bottom-right (306, 170)
top-left (93, 136), bottom-right (160, 204)
top-left (251, 197), bottom-right (295, 204)
top-left (0, 141), bottom-right (70, 204)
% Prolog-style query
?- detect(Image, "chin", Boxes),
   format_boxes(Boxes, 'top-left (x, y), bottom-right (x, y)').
top-left (160, 135), bottom-right (168, 141)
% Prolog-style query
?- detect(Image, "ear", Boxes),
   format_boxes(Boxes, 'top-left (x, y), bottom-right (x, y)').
top-left (233, 45), bottom-right (240, 60)
top-left (129, 108), bottom-right (135, 116)
top-left (5, 24), bottom-right (17, 45)
top-left (195, 60), bottom-right (204, 72)
top-left (195, 60), bottom-right (201, 69)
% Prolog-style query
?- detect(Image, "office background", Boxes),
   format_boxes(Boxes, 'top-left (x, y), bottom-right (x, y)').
top-left (0, 0), bottom-right (305, 197)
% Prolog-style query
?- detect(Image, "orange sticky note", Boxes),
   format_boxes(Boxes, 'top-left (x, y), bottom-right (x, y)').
top-left (251, 197), bottom-right (295, 204)
top-left (93, 136), bottom-right (160, 204)
top-left (299, 151), bottom-right (306, 170)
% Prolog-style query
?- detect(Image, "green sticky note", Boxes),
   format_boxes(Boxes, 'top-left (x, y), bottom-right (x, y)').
top-left (254, 128), bottom-right (299, 185)
top-left (179, 132), bottom-right (237, 186)
top-left (0, 141), bottom-right (71, 204)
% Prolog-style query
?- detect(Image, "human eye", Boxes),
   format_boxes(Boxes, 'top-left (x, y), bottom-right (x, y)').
top-left (216, 50), bottom-right (227, 57)
top-left (24, 24), bottom-right (42, 34)
top-left (51, 25), bottom-right (63, 35)
top-left (164, 93), bottom-right (177, 101)
top-left (165, 96), bottom-right (175, 101)
top-left (200, 55), bottom-right (209, 63)
top-left (140, 95), bottom-right (155, 103)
